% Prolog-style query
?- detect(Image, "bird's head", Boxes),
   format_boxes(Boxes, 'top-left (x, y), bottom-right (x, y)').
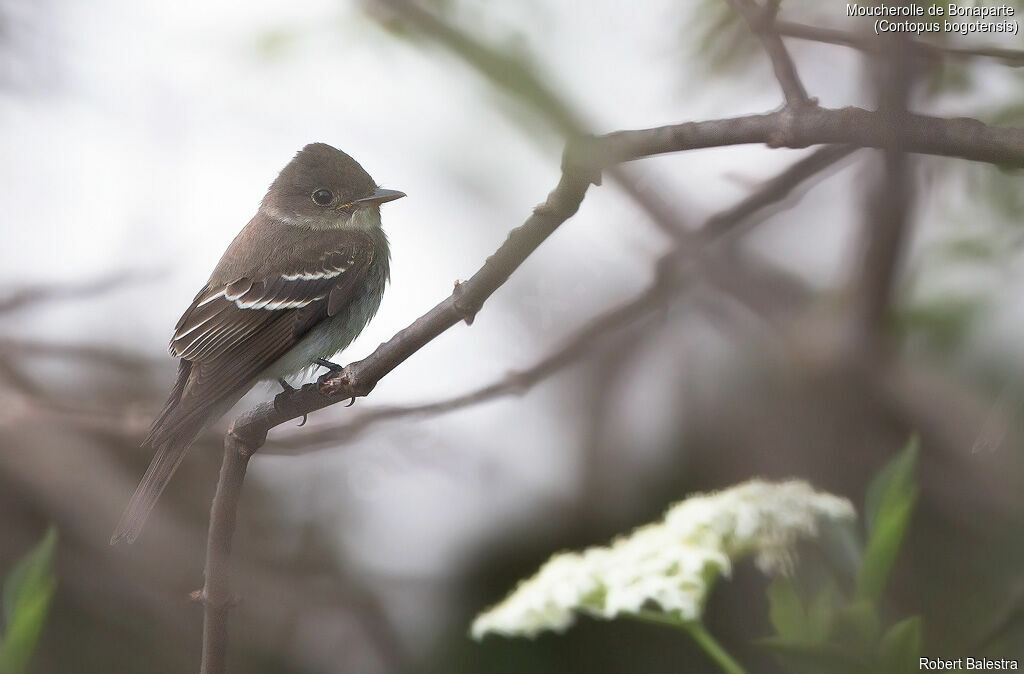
top-left (260, 142), bottom-right (405, 230)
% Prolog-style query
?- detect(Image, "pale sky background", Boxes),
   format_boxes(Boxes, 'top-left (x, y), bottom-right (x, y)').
top-left (4, 0), bottom-right (1023, 651)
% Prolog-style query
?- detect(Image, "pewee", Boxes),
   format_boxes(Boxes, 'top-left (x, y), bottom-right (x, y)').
top-left (111, 143), bottom-right (404, 544)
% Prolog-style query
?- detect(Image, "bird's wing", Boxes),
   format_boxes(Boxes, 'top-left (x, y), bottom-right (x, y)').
top-left (149, 229), bottom-right (378, 444)
top-left (171, 246), bottom-right (372, 362)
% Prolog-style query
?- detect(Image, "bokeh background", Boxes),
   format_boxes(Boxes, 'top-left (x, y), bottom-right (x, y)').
top-left (3, 0), bottom-right (1024, 671)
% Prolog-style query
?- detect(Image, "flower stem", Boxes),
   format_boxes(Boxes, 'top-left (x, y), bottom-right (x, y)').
top-left (684, 621), bottom-right (747, 674)
top-left (632, 611), bottom-right (747, 674)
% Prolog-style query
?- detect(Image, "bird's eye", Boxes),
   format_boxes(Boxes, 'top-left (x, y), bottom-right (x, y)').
top-left (312, 189), bottom-right (333, 206)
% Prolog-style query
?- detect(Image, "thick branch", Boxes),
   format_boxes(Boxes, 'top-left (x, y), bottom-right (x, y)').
top-left (589, 105), bottom-right (1024, 167)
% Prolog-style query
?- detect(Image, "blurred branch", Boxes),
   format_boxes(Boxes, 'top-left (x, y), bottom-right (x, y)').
top-left (270, 280), bottom-right (663, 455)
top-left (370, 0), bottom-right (1024, 168)
top-left (266, 145), bottom-right (857, 456)
top-left (725, 0), bottom-right (810, 108)
top-left (200, 433), bottom-right (249, 674)
top-left (697, 144), bottom-right (855, 242)
top-left (0, 338), bottom-right (159, 435)
top-left (0, 270), bottom-right (157, 315)
top-left (369, 0), bottom-right (698, 243)
top-left (0, 337), bottom-right (159, 371)
top-left (848, 36), bottom-right (914, 360)
top-left (776, 20), bottom-right (1024, 67)
top-left (367, 0), bottom-right (583, 134)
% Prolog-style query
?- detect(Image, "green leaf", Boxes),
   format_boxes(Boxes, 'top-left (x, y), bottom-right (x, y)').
top-left (864, 436), bottom-right (918, 536)
top-left (767, 577), bottom-right (808, 641)
top-left (805, 582), bottom-right (841, 644)
top-left (0, 528), bottom-right (58, 674)
top-left (832, 599), bottom-right (881, 650)
top-left (891, 297), bottom-right (984, 354)
top-left (857, 488), bottom-right (916, 603)
top-left (879, 616), bottom-right (923, 674)
top-left (858, 437), bottom-right (919, 603)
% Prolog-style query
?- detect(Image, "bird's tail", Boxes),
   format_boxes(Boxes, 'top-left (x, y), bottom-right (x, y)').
top-left (109, 435), bottom-right (195, 545)
top-left (111, 359), bottom-right (201, 545)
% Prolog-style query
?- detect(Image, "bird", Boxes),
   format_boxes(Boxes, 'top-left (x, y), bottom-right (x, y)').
top-left (111, 143), bottom-right (404, 544)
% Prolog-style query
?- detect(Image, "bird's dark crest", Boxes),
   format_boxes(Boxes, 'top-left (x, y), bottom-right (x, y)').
top-left (272, 143), bottom-right (377, 206)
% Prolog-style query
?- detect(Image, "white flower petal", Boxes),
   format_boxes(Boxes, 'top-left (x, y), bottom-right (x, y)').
top-left (471, 480), bottom-right (856, 640)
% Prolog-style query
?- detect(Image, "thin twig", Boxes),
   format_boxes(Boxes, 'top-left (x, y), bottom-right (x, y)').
top-left (726, 0), bottom-right (810, 108)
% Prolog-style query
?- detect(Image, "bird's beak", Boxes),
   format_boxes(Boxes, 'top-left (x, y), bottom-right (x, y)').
top-left (354, 187), bottom-right (406, 205)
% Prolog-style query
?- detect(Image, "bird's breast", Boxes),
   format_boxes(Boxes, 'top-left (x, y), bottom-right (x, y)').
top-left (261, 262), bottom-right (388, 381)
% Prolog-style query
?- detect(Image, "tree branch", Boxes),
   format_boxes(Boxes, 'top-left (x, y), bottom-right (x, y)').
top-left (848, 35), bottom-right (914, 359)
top-left (0, 271), bottom-right (158, 315)
top-left (199, 431), bottom-right (251, 674)
top-left (588, 105), bottom-right (1024, 167)
top-left (726, 0), bottom-right (811, 108)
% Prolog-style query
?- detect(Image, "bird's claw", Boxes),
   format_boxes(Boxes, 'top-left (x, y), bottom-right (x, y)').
top-left (345, 397), bottom-right (356, 407)
top-left (296, 413), bottom-right (308, 427)
top-left (314, 357), bottom-right (344, 373)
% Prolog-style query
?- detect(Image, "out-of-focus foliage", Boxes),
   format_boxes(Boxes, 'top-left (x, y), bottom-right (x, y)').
top-left (366, 0), bottom-right (584, 137)
top-left (0, 528), bottom-right (57, 674)
top-left (858, 436), bottom-right (918, 602)
top-left (691, 0), bottom-right (1024, 79)
top-left (761, 439), bottom-right (921, 674)
top-left (691, 0), bottom-right (757, 76)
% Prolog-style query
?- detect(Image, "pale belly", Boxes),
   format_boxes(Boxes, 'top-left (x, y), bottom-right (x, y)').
top-left (187, 306), bottom-right (379, 434)
top-left (258, 272), bottom-right (387, 382)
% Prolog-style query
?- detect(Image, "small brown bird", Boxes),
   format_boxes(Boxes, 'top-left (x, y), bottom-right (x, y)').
top-left (111, 143), bottom-right (404, 544)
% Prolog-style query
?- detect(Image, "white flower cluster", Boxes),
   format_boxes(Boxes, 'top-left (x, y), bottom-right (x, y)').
top-left (471, 480), bottom-right (855, 639)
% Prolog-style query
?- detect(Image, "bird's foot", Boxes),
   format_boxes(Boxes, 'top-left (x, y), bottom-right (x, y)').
top-left (314, 357), bottom-right (344, 373)
top-left (276, 379), bottom-right (308, 425)
top-left (314, 359), bottom-right (356, 405)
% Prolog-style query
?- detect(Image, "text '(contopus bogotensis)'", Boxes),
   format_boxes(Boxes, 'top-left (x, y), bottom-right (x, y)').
top-left (111, 143), bottom-right (404, 544)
